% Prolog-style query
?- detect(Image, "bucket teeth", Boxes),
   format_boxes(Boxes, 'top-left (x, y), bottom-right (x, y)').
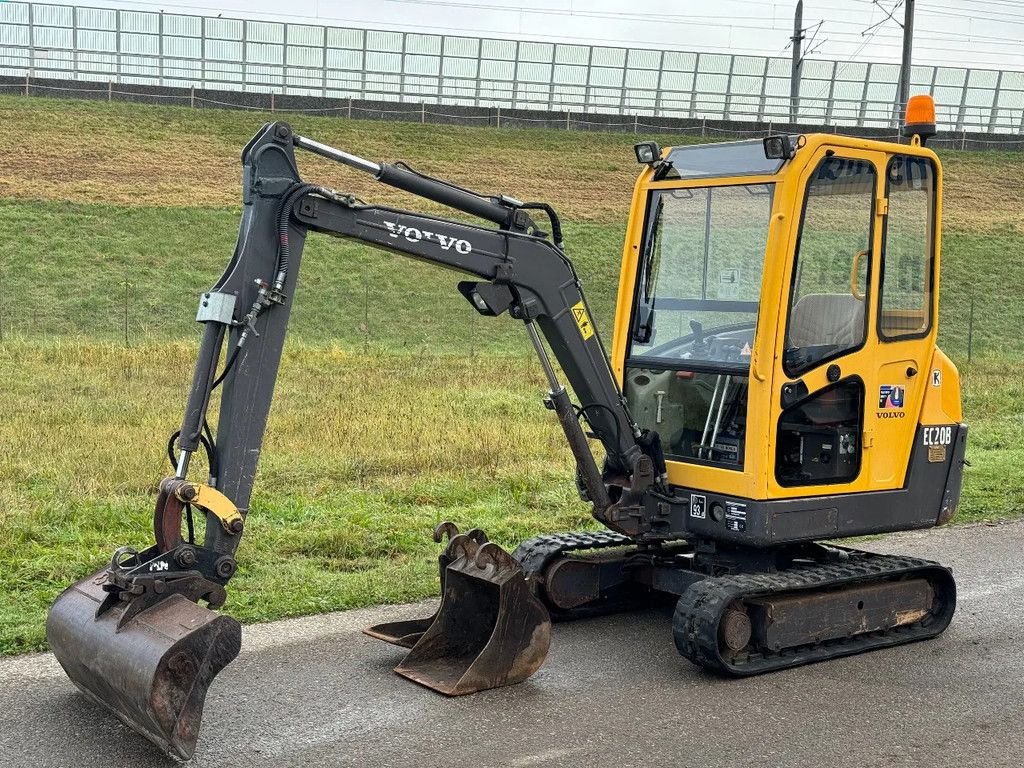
top-left (367, 523), bottom-right (551, 696)
top-left (47, 565), bottom-right (241, 760)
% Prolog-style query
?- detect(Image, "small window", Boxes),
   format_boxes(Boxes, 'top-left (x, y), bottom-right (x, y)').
top-left (784, 157), bottom-right (876, 376)
top-left (776, 379), bottom-right (863, 487)
top-left (880, 156), bottom-right (935, 340)
top-left (624, 368), bottom-right (749, 470)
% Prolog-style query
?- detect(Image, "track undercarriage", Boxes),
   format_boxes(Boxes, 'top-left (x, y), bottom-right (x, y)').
top-left (368, 524), bottom-right (956, 680)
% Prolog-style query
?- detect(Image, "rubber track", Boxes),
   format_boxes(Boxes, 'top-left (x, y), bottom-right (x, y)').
top-left (672, 550), bottom-right (956, 676)
top-left (512, 530), bottom-right (639, 620)
top-left (512, 530), bottom-right (635, 577)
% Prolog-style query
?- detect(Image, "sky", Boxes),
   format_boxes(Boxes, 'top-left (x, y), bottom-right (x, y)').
top-left (54, 0), bottom-right (1024, 73)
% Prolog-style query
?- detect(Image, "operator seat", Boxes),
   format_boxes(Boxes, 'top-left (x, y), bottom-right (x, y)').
top-left (788, 293), bottom-right (865, 351)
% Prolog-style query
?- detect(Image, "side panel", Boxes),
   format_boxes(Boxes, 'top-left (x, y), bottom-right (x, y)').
top-left (645, 424), bottom-right (967, 546)
top-left (921, 348), bottom-right (964, 424)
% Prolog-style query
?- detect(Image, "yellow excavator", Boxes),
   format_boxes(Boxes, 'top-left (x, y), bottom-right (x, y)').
top-left (47, 94), bottom-right (964, 758)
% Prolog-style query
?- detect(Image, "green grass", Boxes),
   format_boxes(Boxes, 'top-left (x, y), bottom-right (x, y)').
top-left (1, 341), bottom-right (1019, 654)
top-left (0, 94), bottom-right (1022, 654)
top-left (0, 200), bottom-right (625, 351)
top-left (0, 342), bottom-right (594, 653)
top-left (1, 199), bottom-right (1020, 358)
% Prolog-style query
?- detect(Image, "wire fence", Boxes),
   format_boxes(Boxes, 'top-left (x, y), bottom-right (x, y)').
top-left (2, 2), bottom-right (1024, 135)
top-left (6, 76), bottom-right (1024, 153)
top-left (0, 241), bottom-right (1019, 371)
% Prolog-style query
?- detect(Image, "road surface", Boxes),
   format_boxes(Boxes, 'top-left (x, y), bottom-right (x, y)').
top-left (2, 520), bottom-right (1022, 768)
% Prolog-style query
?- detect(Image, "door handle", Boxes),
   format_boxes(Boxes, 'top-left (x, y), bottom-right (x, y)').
top-left (850, 249), bottom-right (869, 300)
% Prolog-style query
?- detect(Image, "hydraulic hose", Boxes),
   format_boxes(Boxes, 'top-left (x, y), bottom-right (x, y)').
top-left (520, 202), bottom-right (564, 248)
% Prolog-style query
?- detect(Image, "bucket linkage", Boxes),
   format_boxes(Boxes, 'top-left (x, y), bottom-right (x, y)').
top-left (365, 522), bottom-right (552, 695)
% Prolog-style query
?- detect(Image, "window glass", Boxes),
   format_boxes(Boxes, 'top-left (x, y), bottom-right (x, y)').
top-left (662, 140), bottom-right (785, 180)
top-left (785, 157), bottom-right (876, 375)
top-left (776, 379), bottom-right (863, 486)
top-left (630, 184), bottom-right (774, 372)
top-left (881, 156), bottom-right (935, 339)
top-left (624, 367), bottom-right (748, 470)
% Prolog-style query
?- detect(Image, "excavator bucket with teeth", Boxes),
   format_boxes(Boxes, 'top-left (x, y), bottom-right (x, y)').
top-left (373, 527), bottom-right (551, 696)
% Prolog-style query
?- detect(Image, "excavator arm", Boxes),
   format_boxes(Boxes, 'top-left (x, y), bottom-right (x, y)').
top-left (46, 121), bottom-right (664, 759)
top-left (178, 120), bottom-right (663, 563)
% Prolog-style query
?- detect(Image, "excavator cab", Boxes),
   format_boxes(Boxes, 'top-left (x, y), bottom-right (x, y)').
top-left (613, 125), bottom-right (963, 540)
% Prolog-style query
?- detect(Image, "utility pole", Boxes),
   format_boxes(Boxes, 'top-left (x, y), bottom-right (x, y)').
top-left (790, 0), bottom-right (804, 124)
top-left (896, 0), bottom-right (916, 123)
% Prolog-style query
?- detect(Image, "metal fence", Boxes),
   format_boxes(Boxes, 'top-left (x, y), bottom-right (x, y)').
top-left (1, 2), bottom-right (1023, 135)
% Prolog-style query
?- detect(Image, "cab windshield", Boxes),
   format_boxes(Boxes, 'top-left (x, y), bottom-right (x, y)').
top-left (624, 182), bottom-right (774, 470)
top-left (630, 183), bottom-right (775, 371)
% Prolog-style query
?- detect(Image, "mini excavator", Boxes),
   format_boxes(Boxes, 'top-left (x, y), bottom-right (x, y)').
top-left (48, 94), bottom-right (965, 758)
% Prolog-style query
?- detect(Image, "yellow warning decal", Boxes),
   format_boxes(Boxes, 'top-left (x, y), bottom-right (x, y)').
top-left (571, 300), bottom-right (594, 341)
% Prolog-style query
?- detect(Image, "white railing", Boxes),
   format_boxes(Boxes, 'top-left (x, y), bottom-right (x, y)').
top-left (1, 2), bottom-right (1022, 134)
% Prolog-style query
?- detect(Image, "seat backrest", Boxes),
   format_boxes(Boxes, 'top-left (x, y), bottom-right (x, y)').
top-left (788, 293), bottom-right (865, 350)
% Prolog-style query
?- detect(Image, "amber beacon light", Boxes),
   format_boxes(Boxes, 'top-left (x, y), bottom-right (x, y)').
top-left (903, 94), bottom-right (937, 144)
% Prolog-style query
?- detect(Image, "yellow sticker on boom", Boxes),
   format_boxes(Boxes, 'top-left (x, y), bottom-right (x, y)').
top-left (571, 300), bottom-right (594, 341)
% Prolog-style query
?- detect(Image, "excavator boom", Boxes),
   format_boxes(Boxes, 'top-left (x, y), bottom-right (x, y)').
top-left (47, 121), bottom-right (662, 758)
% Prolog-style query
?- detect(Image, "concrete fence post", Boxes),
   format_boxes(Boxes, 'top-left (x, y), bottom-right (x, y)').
top-left (348, 96), bottom-right (353, 119)
top-left (633, 113), bottom-right (638, 133)
top-left (497, 106), bottom-right (501, 128)
top-left (108, 80), bottom-right (112, 102)
top-left (271, 92), bottom-right (275, 112)
top-left (24, 73), bottom-right (29, 96)
top-left (190, 86), bottom-right (195, 108)
top-left (421, 102), bottom-right (425, 123)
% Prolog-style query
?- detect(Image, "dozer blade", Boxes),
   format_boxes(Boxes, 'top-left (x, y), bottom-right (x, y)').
top-left (394, 534), bottom-right (551, 696)
top-left (364, 522), bottom-right (488, 648)
top-left (46, 567), bottom-right (241, 760)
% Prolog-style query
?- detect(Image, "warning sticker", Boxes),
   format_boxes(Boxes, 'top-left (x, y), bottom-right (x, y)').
top-left (719, 268), bottom-right (740, 299)
top-left (725, 501), bottom-right (747, 532)
top-left (571, 300), bottom-right (595, 341)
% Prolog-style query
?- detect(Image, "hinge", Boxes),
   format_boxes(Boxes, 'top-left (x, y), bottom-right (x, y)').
top-left (862, 429), bottom-right (874, 449)
top-left (876, 197), bottom-right (889, 216)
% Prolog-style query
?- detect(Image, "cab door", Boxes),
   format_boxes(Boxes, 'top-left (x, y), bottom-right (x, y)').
top-left (868, 152), bottom-right (940, 486)
top-left (768, 146), bottom-right (891, 497)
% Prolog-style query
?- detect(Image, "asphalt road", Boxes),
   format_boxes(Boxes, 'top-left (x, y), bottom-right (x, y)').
top-left (2, 521), bottom-right (1022, 768)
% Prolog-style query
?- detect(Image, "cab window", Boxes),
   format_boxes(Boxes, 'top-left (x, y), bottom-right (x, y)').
top-left (880, 156), bottom-right (935, 340)
top-left (624, 183), bottom-right (773, 471)
top-left (630, 183), bottom-right (774, 367)
top-left (784, 156), bottom-right (876, 376)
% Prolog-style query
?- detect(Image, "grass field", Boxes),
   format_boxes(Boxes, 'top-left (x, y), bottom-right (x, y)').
top-left (0, 95), bottom-right (1022, 654)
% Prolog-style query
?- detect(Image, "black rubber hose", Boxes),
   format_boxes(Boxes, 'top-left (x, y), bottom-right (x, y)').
top-left (166, 430), bottom-right (216, 475)
top-left (520, 202), bottom-right (564, 248)
top-left (202, 419), bottom-right (220, 480)
top-left (275, 183), bottom-right (316, 286)
top-left (211, 345), bottom-right (242, 390)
